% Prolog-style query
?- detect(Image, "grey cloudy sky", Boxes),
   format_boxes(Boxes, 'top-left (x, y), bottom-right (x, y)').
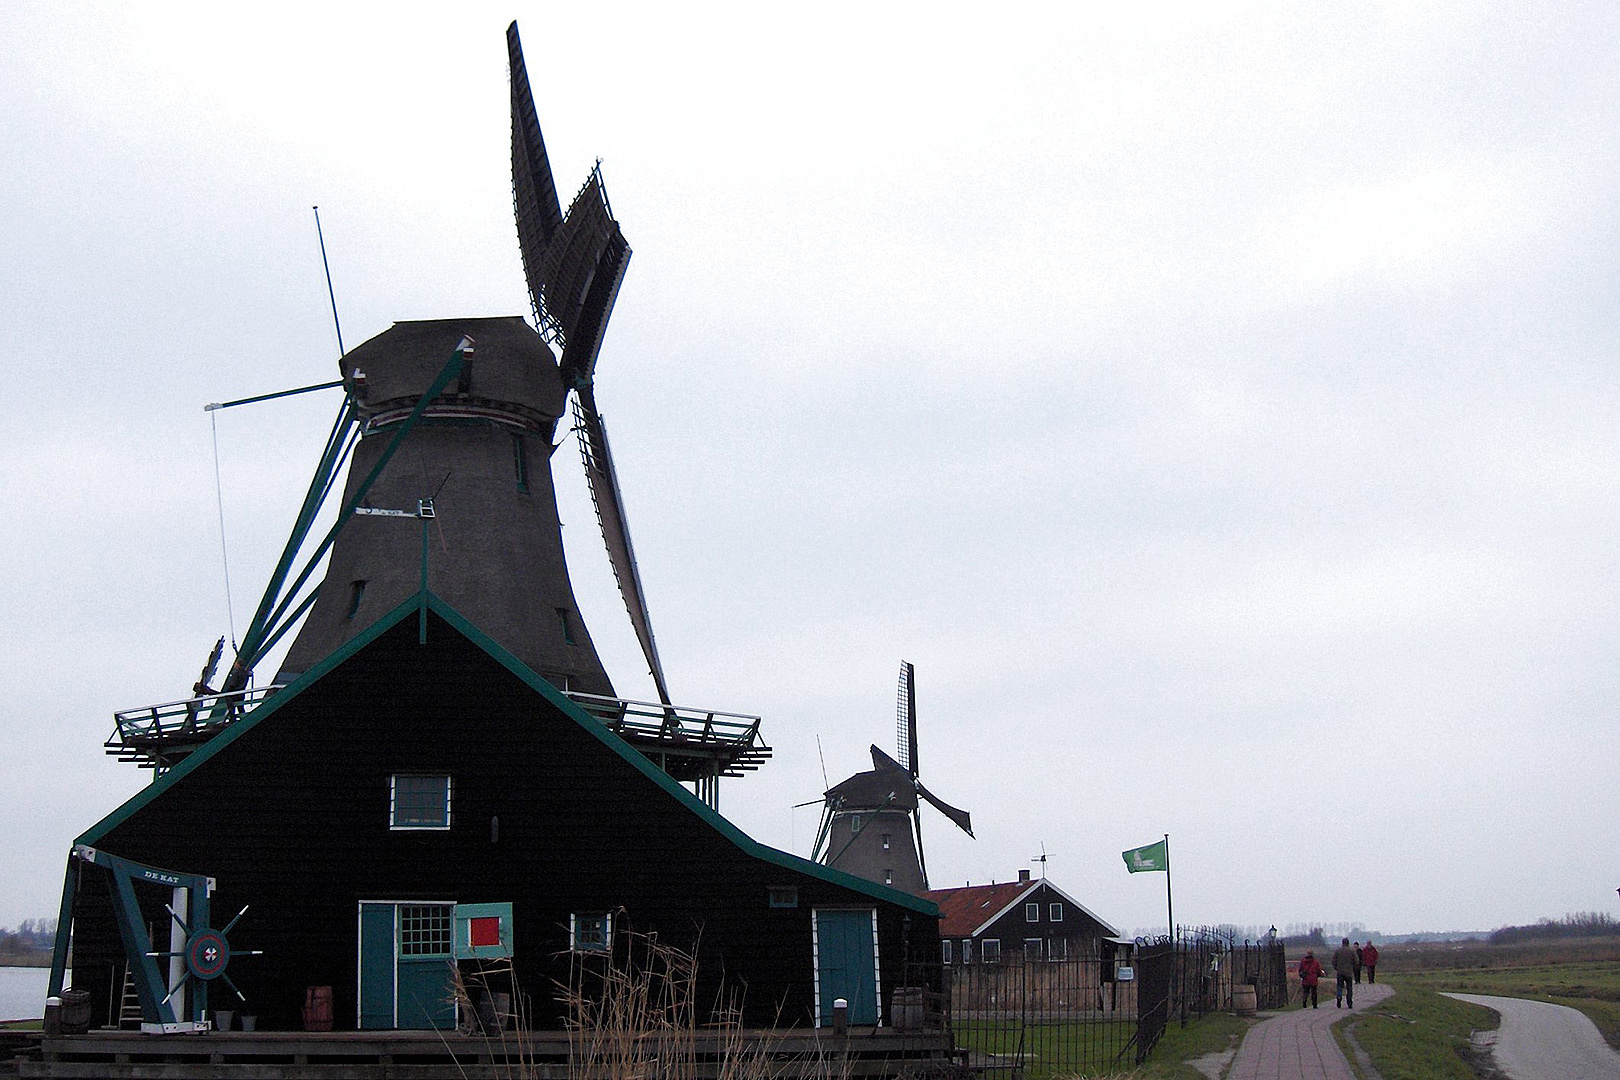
top-left (2, 1), bottom-right (1617, 937)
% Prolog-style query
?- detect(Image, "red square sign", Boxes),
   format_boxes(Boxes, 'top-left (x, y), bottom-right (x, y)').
top-left (469, 916), bottom-right (501, 948)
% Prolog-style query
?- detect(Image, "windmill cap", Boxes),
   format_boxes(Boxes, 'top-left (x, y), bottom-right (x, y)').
top-left (342, 317), bottom-right (565, 432)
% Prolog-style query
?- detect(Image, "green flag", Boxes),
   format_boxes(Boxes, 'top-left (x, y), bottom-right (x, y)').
top-left (1122, 839), bottom-right (1169, 873)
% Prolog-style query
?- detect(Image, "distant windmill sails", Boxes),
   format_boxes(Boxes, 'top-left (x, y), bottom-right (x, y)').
top-left (813, 663), bottom-right (974, 895)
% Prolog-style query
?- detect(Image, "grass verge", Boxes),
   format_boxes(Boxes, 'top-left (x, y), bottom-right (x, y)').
top-left (1342, 978), bottom-right (1497, 1080)
top-left (1388, 960), bottom-right (1620, 1052)
top-left (1136, 1010), bottom-right (1250, 1079)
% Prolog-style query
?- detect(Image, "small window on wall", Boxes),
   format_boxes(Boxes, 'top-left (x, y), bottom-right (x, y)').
top-left (961, 939), bottom-right (973, 964)
top-left (571, 912), bottom-right (612, 952)
top-left (768, 887), bottom-right (798, 909)
top-left (1025, 902), bottom-right (1040, 923)
top-left (884, 869), bottom-right (893, 885)
top-left (981, 939), bottom-right (1001, 964)
top-left (512, 433), bottom-right (530, 493)
top-left (1050, 903), bottom-right (1064, 922)
top-left (881, 833), bottom-right (891, 850)
top-left (1049, 937), bottom-right (1068, 961)
top-left (390, 775), bottom-right (451, 830)
top-left (941, 940), bottom-right (953, 964)
top-left (555, 608), bottom-right (576, 645)
top-left (399, 904), bottom-right (452, 956)
top-left (346, 580), bottom-right (367, 620)
top-left (1024, 938), bottom-right (1042, 961)
top-left (849, 814), bottom-right (863, 833)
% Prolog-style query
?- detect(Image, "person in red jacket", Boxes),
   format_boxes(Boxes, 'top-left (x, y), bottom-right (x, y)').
top-left (1297, 950), bottom-right (1324, 1008)
top-left (1362, 941), bottom-right (1380, 983)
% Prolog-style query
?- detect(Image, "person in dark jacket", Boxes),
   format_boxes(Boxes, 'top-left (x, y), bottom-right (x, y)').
top-left (1362, 941), bottom-right (1379, 983)
top-left (1297, 950), bottom-right (1324, 1008)
top-left (1332, 937), bottom-right (1357, 1008)
top-left (1353, 940), bottom-right (1364, 982)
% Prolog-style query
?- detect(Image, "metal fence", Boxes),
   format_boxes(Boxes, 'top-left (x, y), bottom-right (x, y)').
top-left (938, 928), bottom-right (1288, 1077)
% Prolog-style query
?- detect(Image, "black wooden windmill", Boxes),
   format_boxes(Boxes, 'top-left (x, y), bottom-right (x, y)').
top-left (812, 662), bottom-right (974, 895)
top-left (104, 22), bottom-right (767, 806)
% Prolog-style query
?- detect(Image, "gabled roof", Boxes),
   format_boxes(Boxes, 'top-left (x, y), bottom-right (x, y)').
top-left (79, 590), bottom-right (938, 917)
top-left (927, 877), bottom-right (1120, 938)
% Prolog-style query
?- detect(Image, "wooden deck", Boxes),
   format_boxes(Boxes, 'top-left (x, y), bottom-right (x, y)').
top-left (16, 1026), bottom-right (957, 1078)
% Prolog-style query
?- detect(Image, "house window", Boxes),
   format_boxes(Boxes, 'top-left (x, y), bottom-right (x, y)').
top-left (571, 912), bottom-right (612, 952)
top-left (399, 905), bottom-right (452, 956)
top-left (849, 814), bottom-right (862, 833)
top-left (884, 869), bottom-right (893, 885)
top-left (941, 940), bottom-right (953, 965)
top-left (1050, 903), bottom-right (1064, 922)
top-left (982, 939), bottom-right (1001, 963)
top-left (1049, 937), bottom-right (1068, 961)
top-left (1024, 938), bottom-right (1043, 961)
top-left (881, 833), bottom-right (891, 850)
top-left (556, 608), bottom-right (576, 645)
top-left (512, 433), bottom-right (530, 493)
top-left (390, 775), bottom-right (451, 830)
top-left (961, 939), bottom-right (973, 964)
top-left (768, 887), bottom-right (799, 909)
top-left (1025, 902), bottom-right (1040, 923)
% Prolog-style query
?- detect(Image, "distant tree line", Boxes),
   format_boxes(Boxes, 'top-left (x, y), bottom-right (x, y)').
top-left (1489, 912), bottom-right (1619, 945)
top-left (0, 919), bottom-right (56, 965)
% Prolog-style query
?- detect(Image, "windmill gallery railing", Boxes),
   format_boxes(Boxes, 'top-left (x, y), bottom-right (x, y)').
top-left (105, 687), bottom-right (285, 771)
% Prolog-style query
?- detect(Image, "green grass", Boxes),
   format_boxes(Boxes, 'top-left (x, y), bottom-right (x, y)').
top-left (1388, 959), bottom-right (1620, 1051)
top-left (1344, 978), bottom-right (1497, 1080)
top-left (954, 1011), bottom-right (1248, 1080)
top-left (1136, 1010), bottom-right (1249, 1079)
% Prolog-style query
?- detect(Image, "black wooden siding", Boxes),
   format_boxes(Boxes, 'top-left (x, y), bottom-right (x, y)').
top-left (70, 607), bottom-right (938, 1031)
top-left (977, 882), bottom-right (1111, 960)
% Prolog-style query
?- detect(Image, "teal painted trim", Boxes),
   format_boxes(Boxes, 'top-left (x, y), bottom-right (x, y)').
top-left (423, 595), bottom-right (939, 917)
top-left (246, 347), bottom-right (465, 668)
top-left (79, 588), bottom-right (937, 918)
top-left (47, 854), bottom-right (75, 996)
top-left (75, 593), bottom-right (428, 848)
top-left (207, 379), bottom-right (345, 412)
top-left (227, 397), bottom-right (358, 690)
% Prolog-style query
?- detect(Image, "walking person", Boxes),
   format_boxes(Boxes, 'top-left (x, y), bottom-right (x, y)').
top-left (1353, 940), bottom-right (1364, 983)
top-left (1332, 937), bottom-right (1357, 1008)
top-left (1363, 941), bottom-right (1379, 983)
top-left (1298, 949), bottom-right (1324, 1009)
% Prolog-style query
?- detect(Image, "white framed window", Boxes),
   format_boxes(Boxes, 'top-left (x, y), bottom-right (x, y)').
top-left (1025, 902), bottom-right (1040, 923)
top-left (1049, 937), bottom-right (1068, 961)
top-left (399, 904), bottom-right (453, 956)
top-left (1050, 903), bottom-right (1064, 922)
top-left (390, 774), bottom-right (451, 830)
top-left (981, 939), bottom-right (1001, 964)
top-left (961, 939), bottom-right (973, 964)
top-left (884, 868), bottom-right (893, 885)
top-left (850, 814), bottom-right (863, 833)
top-left (881, 833), bottom-right (891, 850)
top-left (941, 940), bottom-right (953, 964)
top-left (571, 912), bottom-right (612, 952)
top-left (1024, 938), bottom-right (1042, 961)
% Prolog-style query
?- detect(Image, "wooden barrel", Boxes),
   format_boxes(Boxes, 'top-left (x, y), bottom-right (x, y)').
top-left (302, 986), bottom-right (333, 1031)
top-left (1233, 984), bottom-right (1258, 1017)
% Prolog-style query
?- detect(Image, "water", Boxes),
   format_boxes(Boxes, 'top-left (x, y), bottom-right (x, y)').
top-left (0, 966), bottom-right (49, 1020)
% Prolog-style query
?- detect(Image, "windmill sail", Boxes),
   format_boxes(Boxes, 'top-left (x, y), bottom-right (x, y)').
top-left (508, 21), bottom-right (563, 299)
top-left (574, 390), bottom-right (671, 705)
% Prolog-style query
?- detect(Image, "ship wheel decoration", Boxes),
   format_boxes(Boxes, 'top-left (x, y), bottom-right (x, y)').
top-left (152, 903), bottom-right (261, 1003)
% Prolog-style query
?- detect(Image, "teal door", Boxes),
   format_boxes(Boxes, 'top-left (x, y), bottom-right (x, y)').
top-left (359, 903), bottom-right (456, 1030)
top-left (815, 908), bottom-right (879, 1026)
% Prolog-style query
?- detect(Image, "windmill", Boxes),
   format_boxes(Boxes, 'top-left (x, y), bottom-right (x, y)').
top-left (812, 662), bottom-right (973, 894)
top-left (108, 22), bottom-right (769, 801)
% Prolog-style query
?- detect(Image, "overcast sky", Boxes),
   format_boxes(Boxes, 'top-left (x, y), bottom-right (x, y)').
top-left (3, 1), bottom-right (1617, 939)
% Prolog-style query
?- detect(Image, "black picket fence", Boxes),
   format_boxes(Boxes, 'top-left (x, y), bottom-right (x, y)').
top-left (935, 928), bottom-right (1287, 1077)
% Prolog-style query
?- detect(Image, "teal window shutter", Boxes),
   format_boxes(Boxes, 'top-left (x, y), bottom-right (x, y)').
top-left (453, 902), bottom-right (514, 960)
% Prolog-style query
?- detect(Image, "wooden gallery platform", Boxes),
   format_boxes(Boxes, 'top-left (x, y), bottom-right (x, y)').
top-left (17, 1027), bottom-right (957, 1079)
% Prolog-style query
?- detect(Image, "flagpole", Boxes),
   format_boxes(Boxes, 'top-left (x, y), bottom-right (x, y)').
top-left (1164, 833), bottom-right (1173, 940)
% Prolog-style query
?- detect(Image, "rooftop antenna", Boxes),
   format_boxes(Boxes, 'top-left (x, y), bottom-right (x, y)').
top-left (1032, 842), bottom-right (1055, 878)
top-left (312, 206), bottom-right (345, 356)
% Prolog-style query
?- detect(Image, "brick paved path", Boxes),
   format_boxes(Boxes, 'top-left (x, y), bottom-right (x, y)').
top-left (1227, 981), bottom-right (1393, 1080)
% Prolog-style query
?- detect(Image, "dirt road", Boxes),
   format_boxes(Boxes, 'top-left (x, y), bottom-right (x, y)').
top-left (1444, 993), bottom-right (1620, 1079)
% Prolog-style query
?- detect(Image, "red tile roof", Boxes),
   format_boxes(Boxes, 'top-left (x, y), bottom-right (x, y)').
top-left (925, 881), bottom-right (1033, 937)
